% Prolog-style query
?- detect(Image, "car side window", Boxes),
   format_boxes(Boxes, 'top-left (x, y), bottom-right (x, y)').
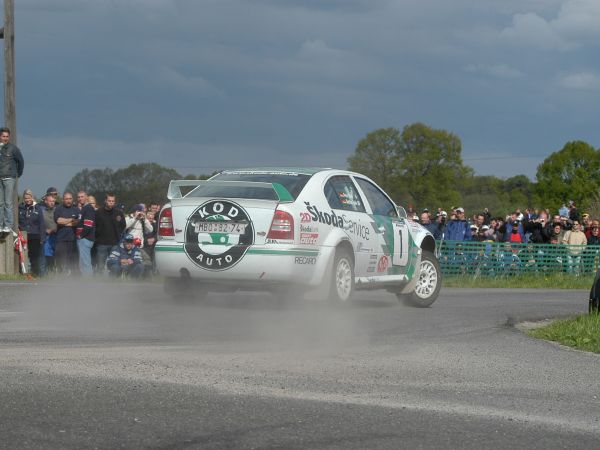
top-left (324, 176), bottom-right (366, 213)
top-left (355, 178), bottom-right (398, 218)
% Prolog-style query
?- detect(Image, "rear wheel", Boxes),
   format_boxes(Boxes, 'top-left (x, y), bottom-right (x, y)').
top-left (398, 250), bottom-right (441, 308)
top-left (329, 248), bottom-right (354, 304)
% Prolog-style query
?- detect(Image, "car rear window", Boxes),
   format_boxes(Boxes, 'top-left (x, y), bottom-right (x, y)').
top-left (188, 171), bottom-right (312, 200)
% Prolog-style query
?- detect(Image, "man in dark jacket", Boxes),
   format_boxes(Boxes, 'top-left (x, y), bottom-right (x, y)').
top-left (18, 189), bottom-right (45, 276)
top-left (75, 190), bottom-right (96, 276)
top-left (53, 192), bottom-right (79, 273)
top-left (94, 193), bottom-right (126, 274)
top-left (0, 127), bottom-right (24, 233)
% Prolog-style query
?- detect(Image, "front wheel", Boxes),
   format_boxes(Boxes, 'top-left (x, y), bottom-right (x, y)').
top-left (329, 248), bottom-right (355, 305)
top-left (398, 250), bottom-right (441, 308)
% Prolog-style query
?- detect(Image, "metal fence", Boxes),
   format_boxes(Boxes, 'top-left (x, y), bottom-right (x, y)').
top-left (438, 241), bottom-right (600, 277)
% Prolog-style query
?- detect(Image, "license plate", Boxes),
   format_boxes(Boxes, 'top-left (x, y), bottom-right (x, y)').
top-left (194, 221), bottom-right (248, 235)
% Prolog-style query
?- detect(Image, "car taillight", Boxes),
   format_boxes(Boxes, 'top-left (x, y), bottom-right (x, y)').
top-left (267, 209), bottom-right (294, 240)
top-left (158, 207), bottom-right (175, 237)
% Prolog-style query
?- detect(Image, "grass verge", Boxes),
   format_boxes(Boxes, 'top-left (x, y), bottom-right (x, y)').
top-left (527, 314), bottom-right (600, 354)
top-left (443, 273), bottom-right (594, 289)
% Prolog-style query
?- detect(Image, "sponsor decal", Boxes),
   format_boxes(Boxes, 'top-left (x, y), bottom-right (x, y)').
top-left (299, 232), bottom-right (319, 245)
top-left (369, 254), bottom-right (378, 260)
top-left (367, 266), bottom-right (375, 273)
top-left (266, 238), bottom-right (294, 245)
top-left (377, 255), bottom-right (389, 273)
top-left (184, 200), bottom-right (254, 271)
top-left (304, 202), bottom-right (370, 240)
top-left (295, 256), bottom-right (317, 265)
top-left (300, 212), bottom-right (312, 223)
top-left (300, 224), bottom-right (318, 233)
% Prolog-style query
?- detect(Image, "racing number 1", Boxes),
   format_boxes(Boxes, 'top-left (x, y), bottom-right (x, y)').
top-left (392, 223), bottom-right (409, 266)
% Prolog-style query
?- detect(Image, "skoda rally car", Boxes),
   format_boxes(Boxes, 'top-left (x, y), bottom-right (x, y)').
top-left (155, 168), bottom-right (442, 307)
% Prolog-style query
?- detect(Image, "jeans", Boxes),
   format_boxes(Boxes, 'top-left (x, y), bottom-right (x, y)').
top-left (95, 244), bottom-right (114, 275)
top-left (77, 238), bottom-right (94, 276)
top-left (0, 177), bottom-right (15, 228)
top-left (55, 240), bottom-right (75, 274)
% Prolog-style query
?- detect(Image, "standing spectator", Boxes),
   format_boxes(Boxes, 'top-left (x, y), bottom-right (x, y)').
top-left (568, 200), bottom-right (580, 223)
top-left (420, 211), bottom-right (441, 240)
top-left (588, 224), bottom-right (600, 245)
top-left (45, 186), bottom-right (58, 200)
top-left (53, 192), bottom-right (79, 273)
top-left (106, 234), bottom-right (143, 278)
top-left (562, 220), bottom-right (586, 273)
top-left (94, 193), bottom-right (126, 274)
top-left (125, 204), bottom-right (154, 268)
top-left (506, 220), bottom-right (523, 243)
top-left (503, 212), bottom-right (525, 242)
top-left (125, 204), bottom-right (153, 245)
top-left (18, 189), bottom-right (45, 276)
top-left (559, 203), bottom-right (569, 218)
top-left (0, 127), bottom-right (24, 233)
top-left (144, 210), bottom-right (158, 270)
top-left (75, 190), bottom-right (96, 276)
top-left (39, 192), bottom-right (57, 275)
top-left (444, 207), bottom-right (471, 241)
top-left (87, 196), bottom-right (98, 210)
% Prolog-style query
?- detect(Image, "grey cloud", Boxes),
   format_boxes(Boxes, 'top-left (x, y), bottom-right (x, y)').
top-left (464, 63), bottom-right (524, 79)
top-left (558, 72), bottom-right (600, 90)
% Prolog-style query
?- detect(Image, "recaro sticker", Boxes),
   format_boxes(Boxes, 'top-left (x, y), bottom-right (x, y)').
top-left (184, 200), bottom-right (254, 271)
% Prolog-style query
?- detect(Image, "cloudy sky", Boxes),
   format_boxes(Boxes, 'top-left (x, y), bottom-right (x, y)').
top-left (4, 0), bottom-right (600, 197)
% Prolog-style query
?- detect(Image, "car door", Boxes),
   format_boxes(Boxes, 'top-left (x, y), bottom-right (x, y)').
top-left (353, 177), bottom-right (414, 278)
top-left (322, 175), bottom-right (374, 277)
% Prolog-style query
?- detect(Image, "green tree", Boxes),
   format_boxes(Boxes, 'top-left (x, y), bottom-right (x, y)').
top-left (535, 141), bottom-right (600, 212)
top-left (65, 168), bottom-right (115, 198)
top-left (398, 122), bottom-right (473, 209)
top-left (347, 127), bottom-right (402, 195)
top-left (65, 163), bottom-right (183, 209)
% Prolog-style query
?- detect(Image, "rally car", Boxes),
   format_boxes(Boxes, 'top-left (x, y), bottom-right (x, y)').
top-left (155, 168), bottom-right (442, 307)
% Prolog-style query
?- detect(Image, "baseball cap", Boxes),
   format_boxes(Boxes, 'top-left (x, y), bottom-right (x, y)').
top-left (123, 233), bottom-right (134, 241)
top-left (481, 225), bottom-right (490, 231)
top-left (456, 207), bottom-right (465, 213)
top-left (132, 204), bottom-right (145, 212)
top-left (46, 187), bottom-right (58, 195)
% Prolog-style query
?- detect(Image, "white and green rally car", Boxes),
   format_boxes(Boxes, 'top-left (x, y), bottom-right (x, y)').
top-left (155, 168), bottom-right (442, 307)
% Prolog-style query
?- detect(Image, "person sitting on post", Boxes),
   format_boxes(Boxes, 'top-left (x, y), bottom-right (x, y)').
top-left (106, 233), bottom-right (143, 278)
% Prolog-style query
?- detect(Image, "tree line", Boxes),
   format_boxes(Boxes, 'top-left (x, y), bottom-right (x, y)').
top-left (64, 124), bottom-right (599, 216)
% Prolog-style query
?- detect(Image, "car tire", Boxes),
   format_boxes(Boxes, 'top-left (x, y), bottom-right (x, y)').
top-left (329, 247), bottom-right (355, 305)
top-left (398, 250), bottom-right (441, 308)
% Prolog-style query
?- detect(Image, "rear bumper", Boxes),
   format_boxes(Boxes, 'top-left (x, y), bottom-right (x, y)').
top-left (155, 241), bottom-right (334, 287)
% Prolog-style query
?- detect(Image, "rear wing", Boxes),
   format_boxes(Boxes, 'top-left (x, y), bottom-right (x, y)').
top-left (166, 180), bottom-right (294, 202)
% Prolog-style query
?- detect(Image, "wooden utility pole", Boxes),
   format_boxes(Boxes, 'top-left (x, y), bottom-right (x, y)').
top-left (0, 0), bottom-right (17, 275)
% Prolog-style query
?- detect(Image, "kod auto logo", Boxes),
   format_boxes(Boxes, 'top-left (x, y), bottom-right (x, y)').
top-left (184, 200), bottom-right (254, 271)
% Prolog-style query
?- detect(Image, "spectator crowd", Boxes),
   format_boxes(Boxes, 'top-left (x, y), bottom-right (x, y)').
top-left (409, 201), bottom-right (593, 246)
top-left (17, 187), bottom-right (162, 279)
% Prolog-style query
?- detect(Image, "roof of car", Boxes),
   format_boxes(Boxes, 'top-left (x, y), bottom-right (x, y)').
top-left (220, 167), bottom-right (332, 176)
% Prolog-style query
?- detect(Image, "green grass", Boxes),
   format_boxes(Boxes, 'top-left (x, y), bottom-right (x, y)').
top-left (443, 273), bottom-right (594, 289)
top-left (528, 314), bottom-right (600, 353)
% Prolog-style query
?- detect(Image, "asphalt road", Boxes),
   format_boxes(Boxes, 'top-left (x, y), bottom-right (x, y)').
top-left (1, 281), bottom-right (599, 449)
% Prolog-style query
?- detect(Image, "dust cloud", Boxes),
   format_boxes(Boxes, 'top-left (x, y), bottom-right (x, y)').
top-left (9, 280), bottom-right (389, 353)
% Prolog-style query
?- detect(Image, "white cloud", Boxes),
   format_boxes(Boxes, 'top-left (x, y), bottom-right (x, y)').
top-left (152, 66), bottom-right (225, 98)
top-left (501, 12), bottom-right (570, 50)
top-left (464, 63), bottom-right (524, 79)
top-left (501, 0), bottom-right (600, 50)
top-left (558, 72), bottom-right (600, 90)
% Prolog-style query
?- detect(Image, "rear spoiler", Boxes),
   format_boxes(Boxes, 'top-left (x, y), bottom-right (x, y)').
top-left (166, 180), bottom-right (294, 202)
